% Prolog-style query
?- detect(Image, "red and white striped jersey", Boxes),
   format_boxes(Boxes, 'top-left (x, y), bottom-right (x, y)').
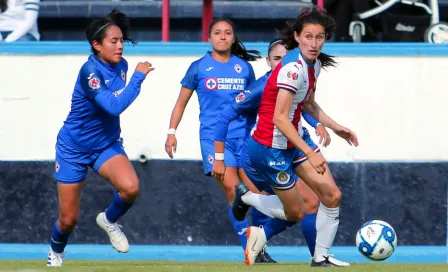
top-left (251, 48), bottom-right (321, 149)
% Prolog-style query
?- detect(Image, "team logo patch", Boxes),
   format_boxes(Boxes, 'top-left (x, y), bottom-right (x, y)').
top-left (235, 92), bottom-right (246, 103)
top-left (205, 78), bottom-right (218, 90)
top-left (208, 154), bottom-right (214, 164)
top-left (276, 171), bottom-right (290, 184)
top-left (88, 77), bottom-right (101, 90)
top-left (234, 64), bottom-right (242, 73)
top-left (121, 70), bottom-right (126, 81)
top-left (55, 161), bottom-right (60, 173)
top-left (287, 71), bottom-right (299, 80)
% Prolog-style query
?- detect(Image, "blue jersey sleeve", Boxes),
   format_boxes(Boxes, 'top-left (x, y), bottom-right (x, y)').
top-left (214, 76), bottom-right (265, 142)
top-left (80, 63), bottom-right (147, 116)
top-left (180, 60), bottom-right (199, 91)
top-left (302, 111), bottom-right (319, 128)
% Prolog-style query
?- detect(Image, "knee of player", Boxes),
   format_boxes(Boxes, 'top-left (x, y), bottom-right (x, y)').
top-left (305, 197), bottom-right (320, 214)
top-left (285, 206), bottom-right (305, 222)
top-left (324, 188), bottom-right (341, 208)
top-left (59, 215), bottom-right (78, 231)
top-left (121, 181), bottom-right (140, 201)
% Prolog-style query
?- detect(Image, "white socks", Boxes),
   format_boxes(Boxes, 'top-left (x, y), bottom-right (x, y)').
top-left (314, 202), bottom-right (339, 262)
top-left (241, 192), bottom-right (287, 220)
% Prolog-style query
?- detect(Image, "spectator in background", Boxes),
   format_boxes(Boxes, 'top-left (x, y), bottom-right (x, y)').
top-left (0, 0), bottom-right (40, 42)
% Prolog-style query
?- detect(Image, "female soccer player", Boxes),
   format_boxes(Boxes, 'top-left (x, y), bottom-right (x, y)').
top-left (232, 7), bottom-right (358, 267)
top-left (213, 39), bottom-right (329, 264)
top-left (46, 9), bottom-right (154, 267)
top-left (164, 19), bottom-right (273, 262)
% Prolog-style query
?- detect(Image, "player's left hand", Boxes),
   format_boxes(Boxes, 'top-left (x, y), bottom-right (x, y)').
top-left (315, 123), bottom-right (331, 147)
top-left (333, 126), bottom-right (359, 147)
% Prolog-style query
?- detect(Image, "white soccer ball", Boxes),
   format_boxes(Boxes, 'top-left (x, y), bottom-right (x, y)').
top-left (356, 220), bottom-right (397, 261)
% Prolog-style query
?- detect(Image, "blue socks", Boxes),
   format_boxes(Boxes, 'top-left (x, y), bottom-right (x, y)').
top-left (105, 191), bottom-right (134, 223)
top-left (228, 205), bottom-right (249, 250)
top-left (301, 213), bottom-right (317, 256)
top-left (50, 222), bottom-right (70, 253)
top-left (251, 207), bottom-right (270, 227)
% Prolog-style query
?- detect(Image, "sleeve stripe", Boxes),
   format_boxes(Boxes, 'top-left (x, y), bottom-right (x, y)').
top-left (277, 85), bottom-right (297, 93)
top-left (277, 83), bottom-right (297, 91)
top-left (25, 7), bottom-right (39, 11)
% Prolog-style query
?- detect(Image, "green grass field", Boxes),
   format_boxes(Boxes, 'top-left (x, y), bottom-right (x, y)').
top-left (1, 261), bottom-right (447, 272)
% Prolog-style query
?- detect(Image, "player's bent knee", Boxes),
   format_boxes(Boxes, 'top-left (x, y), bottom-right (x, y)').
top-left (284, 206), bottom-right (305, 222)
top-left (59, 215), bottom-right (78, 232)
top-left (304, 197), bottom-right (319, 214)
top-left (120, 181), bottom-right (140, 202)
top-left (322, 188), bottom-right (342, 208)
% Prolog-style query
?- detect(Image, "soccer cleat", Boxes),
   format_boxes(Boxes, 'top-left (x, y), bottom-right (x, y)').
top-left (255, 245), bottom-right (278, 264)
top-left (244, 226), bottom-right (267, 265)
top-left (46, 248), bottom-right (64, 267)
top-left (310, 255), bottom-right (351, 267)
top-left (232, 184), bottom-right (250, 221)
top-left (96, 212), bottom-right (129, 253)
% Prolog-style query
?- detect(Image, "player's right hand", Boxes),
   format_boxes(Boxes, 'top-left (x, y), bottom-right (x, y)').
top-left (316, 123), bottom-right (331, 147)
top-left (211, 160), bottom-right (226, 182)
top-left (165, 135), bottom-right (177, 159)
top-left (135, 61), bottom-right (155, 75)
top-left (307, 151), bottom-right (327, 175)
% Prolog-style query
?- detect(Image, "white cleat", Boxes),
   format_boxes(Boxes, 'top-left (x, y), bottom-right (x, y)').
top-left (96, 212), bottom-right (129, 253)
top-left (328, 255), bottom-right (351, 267)
top-left (244, 226), bottom-right (267, 265)
top-left (46, 248), bottom-right (64, 267)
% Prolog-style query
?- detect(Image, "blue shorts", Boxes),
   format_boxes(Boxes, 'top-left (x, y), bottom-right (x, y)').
top-left (247, 128), bottom-right (319, 191)
top-left (54, 137), bottom-right (127, 184)
top-left (200, 137), bottom-right (244, 176)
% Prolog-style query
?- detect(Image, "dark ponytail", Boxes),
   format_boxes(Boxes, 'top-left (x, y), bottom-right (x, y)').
top-left (86, 8), bottom-right (136, 54)
top-left (208, 18), bottom-right (262, 62)
top-left (0, 0), bottom-right (7, 12)
top-left (280, 7), bottom-right (337, 69)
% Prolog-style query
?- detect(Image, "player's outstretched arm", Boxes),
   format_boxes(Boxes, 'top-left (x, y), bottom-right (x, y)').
top-left (303, 93), bottom-right (358, 147)
top-left (82, 62), bottom-right (153, 116)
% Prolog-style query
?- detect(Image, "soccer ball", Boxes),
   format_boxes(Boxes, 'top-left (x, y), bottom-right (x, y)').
top-left (356, 220), bottom-right (397, 261)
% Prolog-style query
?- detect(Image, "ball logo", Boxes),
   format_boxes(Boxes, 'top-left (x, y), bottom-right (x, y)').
top-left (88, 77), bottom-right (101, 90)
top-left (235, 92), bottom-right (246, 103)
top-left (55, 161), bottom-right (60, 173)
top-left (276, 171), bottom-right (290, 184)
top-left (287, 71), bottom-right (299, 81)
top-left (121, 70), bottom-right (126, 81)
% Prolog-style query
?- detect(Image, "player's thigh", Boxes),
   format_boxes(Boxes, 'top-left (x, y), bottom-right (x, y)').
top-left (95, 140), bottom-right (139, 198)
top-left (294, 154), bottom-right (341, 208)
top-left (296, 178), bottom-right (319, 214)
top-left (57, 182), bottom-right (84, 227)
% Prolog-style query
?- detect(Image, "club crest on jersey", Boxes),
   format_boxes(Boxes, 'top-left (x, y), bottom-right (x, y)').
top-left (235, 92), bottom-right (246, 103)
top-left (287, 71), bottom-right (298, 80)
top-left (88, 77), bottom-right (101, 90)
top-left (234, 64), bottom-right (242, 73)
top-left (205, 78), bottom-right (218, 90)
top-left (121, 70), bottom-right (126, 81)
top-left (208, 154), bottom-right (214, 164)
top-left (276, 171), bottom-right (290, 184)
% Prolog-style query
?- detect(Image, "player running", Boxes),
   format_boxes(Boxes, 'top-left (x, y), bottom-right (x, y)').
top-left (47, 9), bottom-right (154, 267)
top-left (164, 19), bottom-right (277, 263)
top-left (232, 7), bottom-right (358, 267)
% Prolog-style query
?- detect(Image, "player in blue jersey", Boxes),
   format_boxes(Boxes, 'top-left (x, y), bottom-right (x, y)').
top-left (164, 19), bottom-right (276, 263)
top-left (212, 39), bottom-right (330, 265)
top-left (46, 9), bottom-right (154, 267)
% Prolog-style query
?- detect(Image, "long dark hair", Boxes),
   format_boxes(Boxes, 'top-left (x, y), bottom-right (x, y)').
top-left (208, 19), bottom-right (262, 62)
top-left (280, 7), bottom-right (337, 68)
top-left (0, 0), bottom-right (7, 12)
top-left (85, 8), bottom-right (136, 54)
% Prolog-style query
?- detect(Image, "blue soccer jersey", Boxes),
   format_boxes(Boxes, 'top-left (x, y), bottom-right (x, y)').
top-left (57, 54), bottom-right (146, 152)
top-left (181, 52), bottom-right (255, 140)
